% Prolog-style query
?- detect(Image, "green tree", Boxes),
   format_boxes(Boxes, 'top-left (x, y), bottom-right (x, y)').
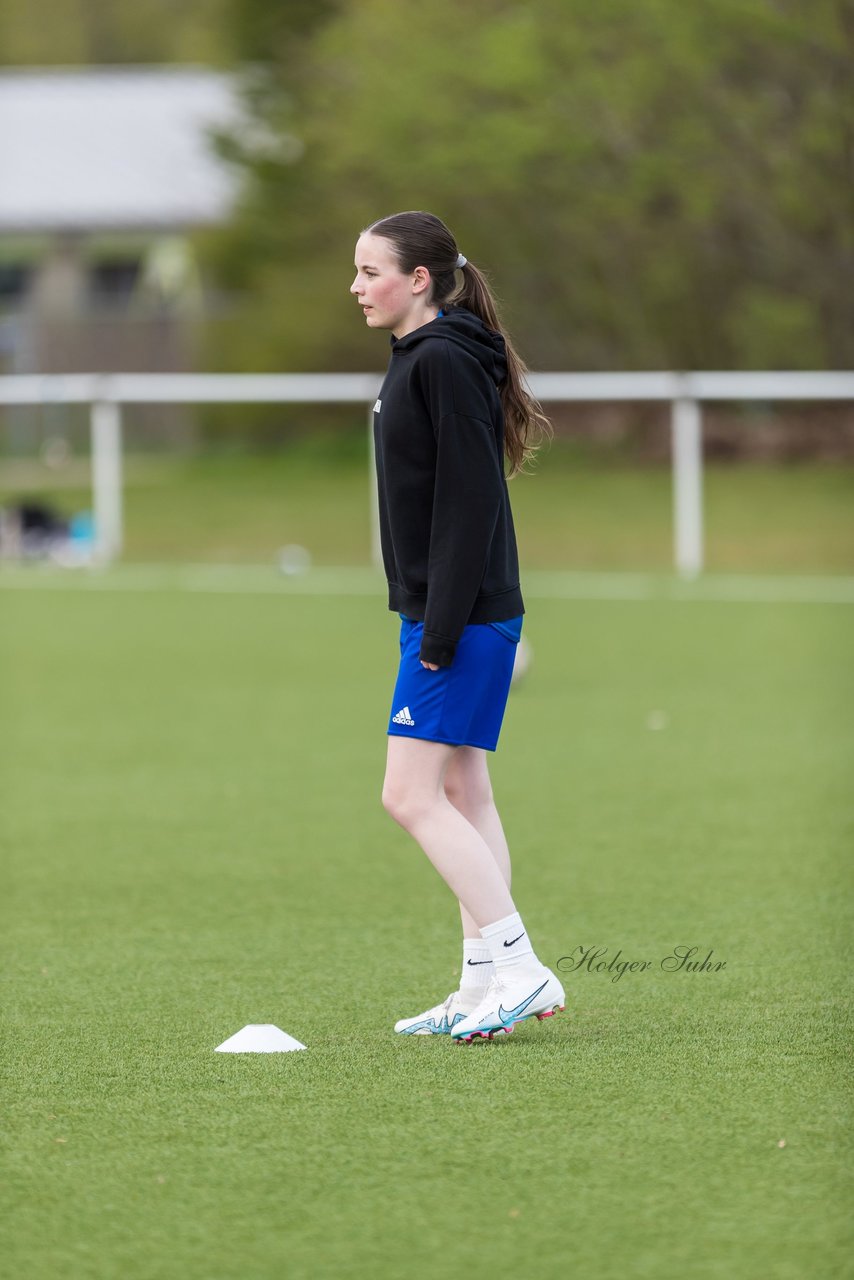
top-left (205, 0), bottom-right (854, 372)
top-left (0, 0), bottom-right (232, 65)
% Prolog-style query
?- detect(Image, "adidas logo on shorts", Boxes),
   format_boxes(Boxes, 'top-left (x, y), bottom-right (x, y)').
top-left (392, 705), bottom-right (415, 726)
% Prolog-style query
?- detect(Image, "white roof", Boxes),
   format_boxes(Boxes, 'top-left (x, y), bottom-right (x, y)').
top-left (0, 67), bottom-right (243, 233)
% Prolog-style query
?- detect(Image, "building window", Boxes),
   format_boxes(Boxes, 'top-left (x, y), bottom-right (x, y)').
top-left (0, 264), bottom-right (32, 309)
top-left (89, 259), bottom-right (141, 308)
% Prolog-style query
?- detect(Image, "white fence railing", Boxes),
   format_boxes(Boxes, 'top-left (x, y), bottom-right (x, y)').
top-left (1, 371), bottom-right (852, 574)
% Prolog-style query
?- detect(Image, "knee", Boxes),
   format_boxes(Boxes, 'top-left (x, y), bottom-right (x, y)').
top-left (381, 778), bottom-right (437, 830)
top-left (381, 778), bottom-right (402, 822)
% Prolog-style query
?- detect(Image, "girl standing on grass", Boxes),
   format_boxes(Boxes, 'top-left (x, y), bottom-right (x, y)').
top-left (351, 211), bottom-right (565, 1042)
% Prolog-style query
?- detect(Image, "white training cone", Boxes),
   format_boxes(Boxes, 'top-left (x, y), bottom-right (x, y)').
top-left (215, 1024), bottom-right (306, 1053)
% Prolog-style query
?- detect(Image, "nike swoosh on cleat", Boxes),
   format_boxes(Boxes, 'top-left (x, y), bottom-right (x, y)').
top-left (497, 979), bottom-right (549, 1024)
top-left (503, 933), bottom-right (525, 948)
top-left (466, 959), bottom-right (492, 966)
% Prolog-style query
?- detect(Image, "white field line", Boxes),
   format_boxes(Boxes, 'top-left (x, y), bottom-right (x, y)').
top-left (1, 564), bottom-right (854, 604)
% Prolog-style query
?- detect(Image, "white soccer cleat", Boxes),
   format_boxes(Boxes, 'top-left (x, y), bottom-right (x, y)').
top-left (450, 968), bottom-right (566, 1042)
top-left (394, 990), bottom-right (478, 1036)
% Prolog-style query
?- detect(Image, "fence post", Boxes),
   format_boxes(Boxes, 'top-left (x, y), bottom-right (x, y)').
top-left (91, 398), bottom-right (123, 563)
top-left (671, 393), bottom-right (704, 578)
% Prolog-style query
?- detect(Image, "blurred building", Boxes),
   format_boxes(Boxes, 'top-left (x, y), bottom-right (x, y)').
top-left (0, 66), bottom-right (241, 380)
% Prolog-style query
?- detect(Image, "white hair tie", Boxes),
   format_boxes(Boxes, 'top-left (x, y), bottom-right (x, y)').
top-left (456, 253), bottom-right (467, 269)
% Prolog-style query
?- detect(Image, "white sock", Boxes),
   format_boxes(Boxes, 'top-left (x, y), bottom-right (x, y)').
top-left (481, 911), bottom-right (543, 980)
top-left (459, 937), bottom-right (493, 1002)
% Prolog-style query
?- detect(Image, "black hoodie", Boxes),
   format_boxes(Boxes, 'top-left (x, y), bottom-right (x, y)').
top-left (373, 307), bottom-right (524, 667)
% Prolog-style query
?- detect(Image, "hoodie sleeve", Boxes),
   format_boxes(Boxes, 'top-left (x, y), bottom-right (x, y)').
top-left (416, 342), bottom-right (505, 666)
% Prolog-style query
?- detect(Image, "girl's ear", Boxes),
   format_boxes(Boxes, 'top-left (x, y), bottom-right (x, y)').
top-left (411, 265), bottom-right (431, 296)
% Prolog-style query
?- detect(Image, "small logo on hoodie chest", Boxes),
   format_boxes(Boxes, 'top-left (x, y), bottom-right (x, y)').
top-left (373, 399), bottom-right (382, 413)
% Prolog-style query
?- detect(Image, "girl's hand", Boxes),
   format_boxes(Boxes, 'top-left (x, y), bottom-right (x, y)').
top-left (420, 661), bottom-right (440, 671)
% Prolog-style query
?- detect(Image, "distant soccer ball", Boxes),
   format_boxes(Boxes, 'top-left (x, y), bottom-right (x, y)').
top-left (277, 544), bottom-right (311, 576)
top-left (511, 635), bottom-right (532, 685)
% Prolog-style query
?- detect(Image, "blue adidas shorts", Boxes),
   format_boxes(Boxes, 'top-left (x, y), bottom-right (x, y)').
top-left (387, 615), bottom-right (522, 752)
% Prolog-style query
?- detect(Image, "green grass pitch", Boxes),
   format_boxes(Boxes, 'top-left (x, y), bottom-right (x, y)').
top-left (2, 578), bottom-right (852, 1278)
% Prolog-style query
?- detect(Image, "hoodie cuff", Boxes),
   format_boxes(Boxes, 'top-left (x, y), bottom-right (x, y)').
top-left (419, 630), bottom-right (457, 667)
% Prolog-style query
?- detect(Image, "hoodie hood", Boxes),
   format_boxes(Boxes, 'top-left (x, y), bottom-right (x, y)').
top-left (391, 307), bottom-right (507, 386)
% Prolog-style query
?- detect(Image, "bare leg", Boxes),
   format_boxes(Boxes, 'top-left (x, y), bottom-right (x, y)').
top-left (444, 746), bottom-right (512, 939)
top-left (382, 737), bottom-right (517, 929)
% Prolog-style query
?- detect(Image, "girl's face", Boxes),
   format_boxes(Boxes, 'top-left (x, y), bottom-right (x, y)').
top-left (351, 232), bottom-right (430, 336)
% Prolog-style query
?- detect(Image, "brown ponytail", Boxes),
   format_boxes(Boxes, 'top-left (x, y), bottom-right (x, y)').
top-left (366, 211), bottom-right (552, 475)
